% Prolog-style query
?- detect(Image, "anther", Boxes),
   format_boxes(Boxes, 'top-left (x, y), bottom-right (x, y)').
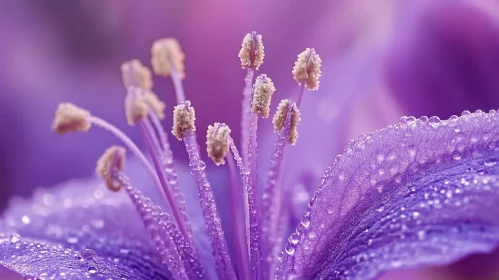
top-left (124, 87), bottom-right (149, 126)
top-left (238, 31), bottom-right (265, 70)
top-left (206, 123), bottom-right (231, 166)
top-left (143, 91), bottom-right (166, 120)
top-left (273, 99), bottom-right (301, 145)
top-left (52, 103), bottom-right (91, 134)
top-left (121, 59), bottom-right (153, 90)
top-left (251, 74), bottom-right (276, 118)
top-left (151, 38), bottom-right (186, 79)
top-left (172, 101), bottom-right (196, 140)
top-left (292, 48), bottom-right (322, 91)
top-left (96, 146), bottom-right (126, 192)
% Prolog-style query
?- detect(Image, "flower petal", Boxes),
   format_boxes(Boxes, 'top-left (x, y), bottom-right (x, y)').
top-left (276, 111), bottom-right (499, 279)
top-left (0, 234), bottom-right (170, 279)
top-left (0, 177), bottom-right (171, 279)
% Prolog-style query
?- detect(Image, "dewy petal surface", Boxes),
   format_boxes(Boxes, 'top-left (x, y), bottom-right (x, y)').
top-left (276, 111), bottom-right (499, 279)
top-left (0, 177), bottom-right (171, 279)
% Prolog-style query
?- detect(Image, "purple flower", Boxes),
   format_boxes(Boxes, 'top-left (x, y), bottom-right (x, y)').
top-left (3, 27), bottom-right (499, 280)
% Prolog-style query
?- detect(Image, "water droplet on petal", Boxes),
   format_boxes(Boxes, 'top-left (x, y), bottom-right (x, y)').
top-left (300, 216), bottom-right (310, 229)
top-left (484, 158), bottom-right (497, 167)
top-left (285, 243), bottom-right (296, 255)
top-left (10, 234), bottom-right (20, 243)
top-left (21, 216), bottom-right (30, 225)
top-left (81, 248), bottom-right (96, 262)
top-left (289, 233), bottom-right (300, 245)
top-left (428, 116), bottom-right (440, 128)
top-left (66, 236), bottom-right (79, 244)
top-left (88, 266), bottom-right (98, 274)
top-left (417, 230), bottom-right (426, 240)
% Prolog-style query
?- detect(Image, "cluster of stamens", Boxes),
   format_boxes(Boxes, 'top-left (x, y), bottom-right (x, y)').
top-left (52, 32), bottom-right (321, 280)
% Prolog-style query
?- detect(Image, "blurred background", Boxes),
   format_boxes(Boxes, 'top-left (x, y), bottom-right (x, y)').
top-left (1, 0), bottom-right (499, 213)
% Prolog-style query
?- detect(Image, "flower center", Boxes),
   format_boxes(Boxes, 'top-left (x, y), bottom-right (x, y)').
top-left (51, 32), bottom-right (322, 280)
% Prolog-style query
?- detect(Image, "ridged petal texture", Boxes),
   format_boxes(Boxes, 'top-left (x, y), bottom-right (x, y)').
top-left (0, 177), bottom-right (171, 279)
top-left (276, 110), bottom-right (499, 279)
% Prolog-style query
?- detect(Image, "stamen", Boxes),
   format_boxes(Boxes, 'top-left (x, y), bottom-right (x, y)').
top-left (292, 48), bottom-right (322, 92)
top-left (52, 103), bottom-right (173, 216)
top-left (120, 62), bottom-right (196, 254)
top-left (273, 99), bottom-right (301, 145)
top-left (151, 38), bottom-right (186, 102)
top-left (96, 146), bottom-right (126, 192)
top-left (124, 88), bottom-right (166, 125)
top-left (147, 113), bottom-right (189, 230)
top-left (226, 135), bottom-right (263, 279)
top-left (113, 169), bottom-right (205, 279)
top-left (226, 153), bottom-right (251, 280)
top-left (124, 87), bottom-right (149, 126)
top-left (121, 59), bottom-right (165, 120)
top-left (172, 101), bottom-right (196, 140)
top-left (241, 69), bottom-right (255, 165)
top-left (139, 120), bottom-right (195, 256)
top-left (143, 91), bottom-right (166, 120)
top-left (207, 123), bottom-right (251, 279)
top-left (251, 74), bottom-right (276, 118)
top-left (261, 100), bottom-right (296, 276)
top-left (121, 59), bottom-right (154, 91)
top-left (240, 31), bottom-right (264, 165)
top-left (238, 31), bottom-right (265, 70)
top-left (51, 103), bottom-right (91, 134)
top-left (151, 38), bottom-right (186, 79)
top-left (206, 123), bottom-right (231, 166)
top-left (178, 105), bottom-right (236, 279)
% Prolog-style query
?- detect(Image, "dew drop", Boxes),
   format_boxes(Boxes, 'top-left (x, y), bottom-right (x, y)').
top-left (417, 230), bottom-right (426, 240)
top-left (376, 154), bottom-right (385, 163)
top-left (21, 215), bottom-right (30, 225)
top-left (452, 152), bottom-right (462, 161)
top-left (285, 243), bottom-right (296, 255)
top-left (428, 116), bottom-right (440, 128)
top-left (88, 266), bottom-right (98, 274)
top-left (484, 158), bottom-right (497, 167)
top-left (289, 233), bottom-right (300, 245)
top-left (277, 252), bottom-right (285, 261)
top-left (307, 231), bottom-right (317, 240)
top-left (300, 216), bottom-right (311, 229)
top-left (81, 248), bottom-right (96, 262)
top-left (338, 174), bottom-right (345, 181)
top-left (91, 219), bottom-right (105, 229)
top-left (446, 190), bottom-right (453, 199)
top-left (408, 146), bottom-right (417, 158)
top-left (10, 234), bottom-right (20, 243)
top-left (66, 236), bottom-right (79, 244)
top-left (120, 248), bottom-right (130, 255)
